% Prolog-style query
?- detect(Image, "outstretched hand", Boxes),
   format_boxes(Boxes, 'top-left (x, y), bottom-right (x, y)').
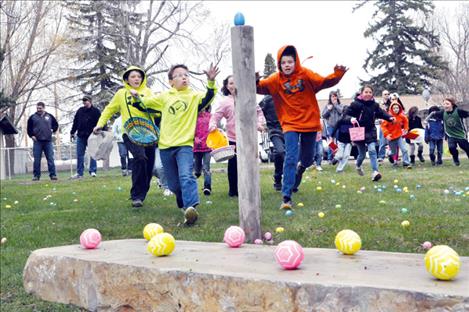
top-left (204, 63), bottom-right (220, 81)
top-left (334, 65), bottom-right (348, 73)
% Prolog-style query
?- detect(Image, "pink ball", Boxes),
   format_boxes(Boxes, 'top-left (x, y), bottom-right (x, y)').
top-left (254, 239), bottom-right (263, 245)
top-left (80, 228), bottom-right (102, 249)
top-left (422, 241), bottom-right (432, 250)
top-left (223, 226), bottom-right (245, 248)
top-left (274, 240), bottom-right (304, 270)
top-left (264, 232), bottom-right (273, 241)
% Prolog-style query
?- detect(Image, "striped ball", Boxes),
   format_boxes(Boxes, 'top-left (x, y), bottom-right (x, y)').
top-left (147, 233), bottom-right (175, 257)
top-left (424, 245), bottom-right (460, 280)
top-left (335, 229), bottom-right (361, 255)
top-left (224, 226), bottom-right (245, 248)
top-left (80, 228), bottom-right (101, 249)
top-left (143, 223), bottom-right (164, 241)
top-left (274, 240), bottom-right (304, 270)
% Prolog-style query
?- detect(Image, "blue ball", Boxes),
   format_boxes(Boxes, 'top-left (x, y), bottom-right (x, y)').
top-left (234, 12), bottom-right (245, 26)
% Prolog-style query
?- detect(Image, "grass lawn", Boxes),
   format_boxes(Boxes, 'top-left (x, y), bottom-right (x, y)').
top-left (1, 160), bottom-right (468, 311)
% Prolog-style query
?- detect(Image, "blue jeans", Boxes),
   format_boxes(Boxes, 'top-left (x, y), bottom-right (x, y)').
top-left (76, 136), bottom-right (96, 176)
top-left (153, 148), bottom-right (168, 189)
top-left (388, 137), bottom-right (410, 165)
top-left (193, 151), bottom-right (212, 190)
top-left (117, 142), bottom-right (132, 170)
top-left (429, 139), bottom-right (443, 162)
top-left (33, 140), bottom-right (56, 178)
top-left (314, 140), bottom-right (323, 166)
top-left (160, 146), bottom-right (199, 209)
top-left (377, 126), bottom-right (387, 159)
top-left (282, 131), bottom-right (316, 198)
top-left (355, 141), bottom-right (379, 172)
top-left (270, 135), bottom-right (285, 183)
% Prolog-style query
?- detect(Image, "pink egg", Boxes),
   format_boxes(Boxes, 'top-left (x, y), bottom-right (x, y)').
top-left (80, 228), bottom-right (102, 249)
top-left (274, 240), bottom-right (304, 270)
top-left (223, 226), bottom-right (245, 248)
top-left (264, 232), bottom-right (273, 241)
top-left (422, 241), bottom-right (432, 250)
top-left (254, 239), bottom-right (263, 245)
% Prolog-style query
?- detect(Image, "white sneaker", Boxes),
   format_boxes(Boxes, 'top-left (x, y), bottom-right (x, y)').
top-left (70, 174), bottom-right (83, 180)
top-left (184, 207), bottom-right (198, 225)
top-left (356, 166), bottom-right (364, 176)
top-left (315, 166), bottom-right (323, 171)
top-left (163, 189), bottom-right (173, 196)
top-left (90, 172), bottom-right (97, 177)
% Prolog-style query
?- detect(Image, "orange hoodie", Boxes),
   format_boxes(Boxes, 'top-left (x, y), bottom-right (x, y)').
top-left (380, 103), bottom-right (409, 140)
top-left (256, 45), bottom-right (346, 132)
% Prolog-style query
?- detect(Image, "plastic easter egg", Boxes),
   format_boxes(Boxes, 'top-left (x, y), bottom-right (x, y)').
top-left (410, 194), bottom-right (416, 200)
top-left (234, 12), bottom-right (245, 26)
top-left (143, 223), bottom-right (164, 241)
top-left (335, 204), bottom-right (342, 209)
top-left (335, 229), bottom-right (361, 255)
top-left (379, 200), bottom-right (386, 204)
top-left (147, 233), bottom-right (175, 257)
top-left (264, 232), bottom-right (273, 240)
top-left (224, 226), bottom-right (245, 248)
top-left (424, 245), bottom-right (460, 280)
top-left (316, 186), bottom-right (322, 191)
top-left (5, 205), bottom-right (11, 209)
top-left (394, 179), bottom-right (399, 184)
top-left (443, 189), bottom-right (450, 195)
top-left (401, 220), bottom-right (410, 228)
top-left (285, 210), bottom-right (294, 217)
top-left (254, 239), bottom-right (263, 245)
top-left (1, 237), bottom-right (6, 245)
top-left (318, 212), bottom-right (325, 218)
top-left (401, 208), bottom-right (408, 214)
top-left (80, 228), bottom-right (102, 249)
top-left (275, 227), bottom-right (285, 233)
top-left (422, 241), bottom-right (432, 250)
top-left (274, 240), bottom-right (304, 270)
top-left (297, 202), bottom-right (304, 207)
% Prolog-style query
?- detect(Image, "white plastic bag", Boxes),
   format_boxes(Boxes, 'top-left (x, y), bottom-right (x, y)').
top-left (87, 131), bottom-right (114, 160)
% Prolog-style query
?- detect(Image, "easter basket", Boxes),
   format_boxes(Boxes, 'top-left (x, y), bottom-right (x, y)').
top-left (349, 122), bottom-right (365, 142)
top-left (124, 93), bottom-right (159, 147)
top-left (211, 145), bottom-right (235, 162)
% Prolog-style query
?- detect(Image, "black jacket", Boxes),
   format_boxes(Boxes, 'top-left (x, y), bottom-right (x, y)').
top-left (258, 95), bottom-right (283, 139)
top-left (71, 105), bottom-right (101, 139)
top-left (408, 116), bottom-right (423, 130)
top-left (346, 97), bottom-right (392, 143)
top-left (332, 115), bottom-right (352, 144)
top-left (27, 112), bottom-right (58, 141)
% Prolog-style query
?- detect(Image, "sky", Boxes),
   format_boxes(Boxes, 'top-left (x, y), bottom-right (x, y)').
top-left (203, 0), bottom-right (463, 99)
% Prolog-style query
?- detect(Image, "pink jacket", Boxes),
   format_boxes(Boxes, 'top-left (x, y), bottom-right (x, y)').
top-left (193, 111), bottom-right (212, 152)
top-left (210, 95), bottom-right (266, 142)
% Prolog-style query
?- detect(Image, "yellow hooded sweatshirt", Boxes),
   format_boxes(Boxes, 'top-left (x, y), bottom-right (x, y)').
top-left (97, 66), bottom-right (157, 130)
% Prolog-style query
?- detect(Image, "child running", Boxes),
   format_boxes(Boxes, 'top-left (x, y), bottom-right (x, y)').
top-left (424, 106), bottom-right (445, 166)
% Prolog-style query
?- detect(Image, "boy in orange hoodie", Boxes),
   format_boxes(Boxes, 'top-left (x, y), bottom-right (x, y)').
top-left (380, 97), bottom-right (411, 168)
top-left (257, 45), bottom-right (347, 209)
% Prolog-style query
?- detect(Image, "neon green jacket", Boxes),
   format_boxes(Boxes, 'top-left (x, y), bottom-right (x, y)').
top-left (141, 80), bottom-right (217, 149)
top-left (97, 66), bottom-right (157, 129)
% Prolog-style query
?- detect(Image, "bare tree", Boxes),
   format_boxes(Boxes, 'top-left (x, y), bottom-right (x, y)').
top-left (432, 4), bottom-right (469, 103)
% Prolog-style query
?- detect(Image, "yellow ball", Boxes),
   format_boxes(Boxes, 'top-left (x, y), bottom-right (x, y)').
top-left (335, 229), bottom-right (362, 255)
top-left (143, 223), bottom-right (164, 241)
top-left (147, 233), bottom-right (175, 257)
top-left (275, 227), bottom-right (285, 233)
top-left (424, 245), bottom-right (460, 280)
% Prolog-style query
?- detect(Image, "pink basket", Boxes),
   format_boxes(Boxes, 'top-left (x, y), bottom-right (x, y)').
top-left (349, 123), bottom-right (365, 142)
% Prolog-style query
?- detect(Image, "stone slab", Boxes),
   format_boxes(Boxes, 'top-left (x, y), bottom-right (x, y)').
top-left (24, 240), bottom-right (469, 311)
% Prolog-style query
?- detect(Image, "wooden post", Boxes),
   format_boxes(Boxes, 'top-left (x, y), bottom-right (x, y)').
top-left (231, 26), bottom-right (261, 242)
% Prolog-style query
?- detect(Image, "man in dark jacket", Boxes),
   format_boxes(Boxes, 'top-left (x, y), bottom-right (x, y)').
top-left (259, 95), bottom-right (284, 191)
top-left (27, 102), bottom-right (59, 181)
top-left (70, 95), bottom-right (101, 178)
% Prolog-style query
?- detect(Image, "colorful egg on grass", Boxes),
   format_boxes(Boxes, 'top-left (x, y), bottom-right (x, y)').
top-left (80, 229), bottom-right (102, 249)
top-left (234, 12), bottom-right (245, 26)
top-left (274, 240), bottom-right (304, 270)
top-left (254, 239), bottom-right (263, 245)
top-left (335, 229), bottom-right (361, 255)
top-left (424, 245), bottom-right (460, 280)
top-left (264, 232), bottom-right (273, 240)
top-left (224, 226), bottom-right (245, 248)
top-left (422, 241), bottom-right (432, 250)
top-left (143, 223), bottom-right (164, 241)
top-left (147, 233), bottom-right (175, 257)
top-left (401, 220), bottom-right (410, 228)
top-left (285, 210), bottom-right (294, 217)
top-left (275, 227), bottom-right (285, 233)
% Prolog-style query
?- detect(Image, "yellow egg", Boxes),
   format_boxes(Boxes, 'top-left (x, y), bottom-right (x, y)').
top-left (316, 186), bottom-right (322, 191)
top-left (5, 205), bottom-right (11, 209)
top-left (394, 179), bottom-right (399, 184)
top-left (275, 227), bottom-right (285, 233)
top-left (297, 202), bottom-right (304, 207)
top-left (318, 212), bottom-right (325, 218)
top-left (424, 245), bottom-right (460, 280)
top-left (143, 223), bottom-right (164, 241)
top-left (401, 220), bottom-right (410, 227)
top-left (335, 229), bottom-right (361, 255)
top-left (147, 233), bottom-right (175, 257)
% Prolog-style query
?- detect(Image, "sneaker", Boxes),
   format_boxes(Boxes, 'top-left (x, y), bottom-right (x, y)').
top-left (203, 188), bottom-right (211, 196)
top-left (388, 156), bottom-right (395, 164)
top-left (132, 199), bottom-right (143, 208)
top-left (273, 182), bottom-right (282, 192)
top-left (436, 160), bottom-right (443, 166)
top-left (50, 175), bottom-right (58, 181)
top-left (331, 158), bottom-right (339, 165)
top-left (184, 206), bottom-right (199, 225)
top-left (403, 163), bottom-right (412, 169)
top-left (279, 200), bottom-right (293, 210)
top-left (70, 174), bottom-right (83, 180)
top-left (90, 172), bottom-right (97, 177)
top-left (122, 170), bottom-right (128, 176)
top-left (454, 160), bottom-right (460, 166)
top-left (356, 166), bottom-right (364, 176)
top-left (163, 189), bottom-right (173, 196)
top-left (32, 176), bottom-right (40, 181)
top-left (316, 165), bottom-right (323, 171)
top-left (372, 171), bottom-right (382, 182)
top-left (336, 169), bottom-right (344, 173)
top-left (377, 158), bottom-right (384, 163)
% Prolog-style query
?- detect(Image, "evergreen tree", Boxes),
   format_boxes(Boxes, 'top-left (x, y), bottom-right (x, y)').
top-left (354, 0), bottom-right (447, 95)
top-left (65, 1), bottom-right (138, 108)
top-left (263, 53), bottom-right (276, 76)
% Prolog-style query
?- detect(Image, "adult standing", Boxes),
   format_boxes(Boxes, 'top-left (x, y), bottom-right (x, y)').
top-left (27, 102), bottom-right (59, 181)
top-left (321, 90), bottom-right (343, 163)
top-left (70, 95), bottom-right (101, 178)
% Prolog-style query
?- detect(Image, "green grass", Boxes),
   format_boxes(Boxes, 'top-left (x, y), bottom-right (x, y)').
top-left (1, 161), bottom-right (468, 311)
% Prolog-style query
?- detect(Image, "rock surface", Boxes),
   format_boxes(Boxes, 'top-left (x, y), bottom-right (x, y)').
top-left (23, 240), bottom-right (469, 311)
